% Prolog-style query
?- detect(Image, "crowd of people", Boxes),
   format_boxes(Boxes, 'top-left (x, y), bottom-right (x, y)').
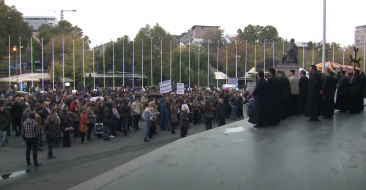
top-left (0, 85), bottom-right (247, 166)
top-left (249, 65), bottom-right (365, 127)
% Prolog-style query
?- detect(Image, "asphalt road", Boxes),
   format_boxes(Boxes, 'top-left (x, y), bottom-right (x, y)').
top-left (0, 119), bottom-right (232, 190)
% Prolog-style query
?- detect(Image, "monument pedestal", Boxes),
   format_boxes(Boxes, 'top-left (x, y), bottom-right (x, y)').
top-left (276, 64), bottom-right (301, 77)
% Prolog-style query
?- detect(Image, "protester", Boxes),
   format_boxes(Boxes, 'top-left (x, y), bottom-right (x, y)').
top-left (277, 71), bottom-right (291, 119)
top-left (180, 108), bottom-right (189, 138)
top-left (215, 99), bottom-right (226, 127)
top-left (203, 100), bottom-right (214, 130)
top-left (131, 97), bottom-right (142, 131)
top-left (60, 108), bottom-right (72, 147)
top-left (335, 71), bottom-right (349, 112)
top-left (79, 108), bottom-right (88, 144)
top-left (143, 103), bottom-right (152, 142)
top-left (321, 70), bottom-right (337, 118)
top-left (0, 104), bottom-right (11, 147)
top-left (86, 103), bottom-right (96, 140)
top-left (248, 71), bottom-right (268, 128)
top-left (289, 70), bottom-right (299, 115)
top-left (305, 65), bottom-right (321, 121)
top-left (21, 113), bottom-right (41, 166)
top-left (43, 114), bottom-right (58, 159)
top-left (103, 102), bottom-right (113, 141)
top-left (169, 100), bottom-right (178, 134)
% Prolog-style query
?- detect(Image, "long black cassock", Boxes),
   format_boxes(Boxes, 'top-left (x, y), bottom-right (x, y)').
top-left (348, 75), bottom-right (361, 113)
top-left (305, 71), bottom-right (321, 120)
top-left (278, 75), bottom-right (291, 119)
top-left (299, 75), bottom-right (309, 114)
top-left (248, 78), bottom-right (268, 126)
top-left (265, 75), bottom-right (280, 125)
top-left (321, 75), bottom-right (337, 117)
top-left (335, 76), bottom-right (349, 112)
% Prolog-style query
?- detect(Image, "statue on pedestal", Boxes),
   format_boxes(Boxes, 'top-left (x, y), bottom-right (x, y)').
top-left (281, 38), bottom-right (298, 65)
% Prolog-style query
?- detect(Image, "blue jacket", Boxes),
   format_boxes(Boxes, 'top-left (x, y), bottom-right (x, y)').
top-left (161, 103), bottom-right (168, 116)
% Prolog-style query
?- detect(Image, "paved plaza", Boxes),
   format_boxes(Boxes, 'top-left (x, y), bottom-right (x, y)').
top-left (71, 112), bottom-right (366, 190)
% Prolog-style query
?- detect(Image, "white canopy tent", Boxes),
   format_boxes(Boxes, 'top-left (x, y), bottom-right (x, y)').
top-left (214, 71), bottom-right (228, 80)
top-left (0, 73), bottom-right (73, 83)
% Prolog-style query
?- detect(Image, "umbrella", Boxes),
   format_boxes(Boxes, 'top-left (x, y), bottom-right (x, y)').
top-left (15, 91), bottom-right (31, 98)
top-left (147, 92), bottom-right (163, 99)
top-left (222, 87), bottom-right (231, 91)
top-left (316, 62), bottom-right (343, 71)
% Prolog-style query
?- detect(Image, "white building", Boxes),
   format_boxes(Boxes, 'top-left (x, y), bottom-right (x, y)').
top-left (24, 16), bottom-right (59, 34)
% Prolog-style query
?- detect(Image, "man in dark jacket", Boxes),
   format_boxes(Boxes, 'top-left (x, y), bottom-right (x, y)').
top-left (321, 70), bottom-right (337, 118)
top-left (103, 102), bottom-right (112, 141)
top-left (22, 113), bottom-right (41, 166)
top-left (215, 99), bottom-right (226, 126)
top-left (249, 71), bottom-right (268, 128)
top-left (335, 71), bottom-right (349, 112)
top-left (278, 71), bottom-right (291, 119)
top-left (265, 68), bottom-right (280, 126)
top-left (305, 65), bottom-right (321, 121)
top-left (0, 104), bottom-right (11, 147)
top-left (119, 99), bottom-right (131, 136)
top-left (299, 70), bottom-right (309, 114)
top-left (12, 98), bottom-right (23, 136)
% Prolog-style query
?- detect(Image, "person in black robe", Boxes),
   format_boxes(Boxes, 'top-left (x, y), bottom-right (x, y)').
top-left (335, 71), bottom-right (349, 113)
top-left (277, 71), bottom-right (291, 119)
top-left (347, 70), bottom-right (361, 114)
top-left (359, 72), bottom-right (365, 109)
top-left (265, 68), bottom-right (280, 126)
top-left (298, 70), bottom-right (309, 114)
top-left (249, 71), bottom-right (268, 128)
top-left (305, 65), bottom-right (321, 121)
top-left (321, 70), bottom-right (337, 118)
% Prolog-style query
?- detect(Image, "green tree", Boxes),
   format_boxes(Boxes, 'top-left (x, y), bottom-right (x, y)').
top-left (238, 24), bottom-right (281, 44)
top-left (48, 60), bottom-right (62, 88)
top-left (0, 3), bottom-right (32, 61)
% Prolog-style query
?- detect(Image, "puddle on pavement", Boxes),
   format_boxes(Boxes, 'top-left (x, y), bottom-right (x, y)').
top-left (225, 127), bottom-right (245, 133)
top-left (0, 169), bottom-right (31, 180)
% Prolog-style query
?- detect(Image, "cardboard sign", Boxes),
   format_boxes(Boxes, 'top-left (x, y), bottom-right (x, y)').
top-left (176, 83), bottom-right (184, 94)
top-left (246, 82), bottom-right (256, 92)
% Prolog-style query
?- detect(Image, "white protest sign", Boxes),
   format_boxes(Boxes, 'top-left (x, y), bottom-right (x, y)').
top-left (159, 80), bottom-right (172, 93)
top-left (176, 83), bottom-right (185, 94)
top-left (246, 82), bottom-right (256, 92)
top-left (227, 77), bottom-right (238, 85)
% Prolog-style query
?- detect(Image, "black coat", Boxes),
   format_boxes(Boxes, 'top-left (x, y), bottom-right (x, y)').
top-left (299, 76), bottom-right (309, 114)
top-left (265, 75), bottom-right (280, 125)
top-left (335, 76), bottom-right (349, 111)
top-left (347, 75), bottom-right (361, 113)
top-left (322, 75), bottom-right (337, 101)
top-left (215, 104), bottom-right (226, 119)
top-left (305, 72), bottom-right (321, 118)
top-left (278, 75), bottom-right (291, 101)
top-left (11, 102), bottom-right (23, 119)
top-left (248, 78), bottom-right (268, 125)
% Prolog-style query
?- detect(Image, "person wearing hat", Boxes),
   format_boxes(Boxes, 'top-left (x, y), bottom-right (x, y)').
top-left (277, 70), bottom-right (291, 119)
top-left (289, 70), bottom-right (299, 115)
top-left (321, 70), bottom-right (337, 118)
top-left (305, 65), bottom-right (321, 121)
top-left (0, 104), bottom-right (11, 147)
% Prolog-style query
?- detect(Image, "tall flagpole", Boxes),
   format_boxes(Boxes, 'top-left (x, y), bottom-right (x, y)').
top-left (160, 40), bottom-right (162, 82)
top-left (342, 38), bottom-right (345, 65)
top-left (62, 38), bottom-right (65, 88)
top-left (73, 39), bottom-right (75, 90)
top-left (113, 41), bottom-right (115, 88)
top-left (273, 40), bottom-right (275, 68)
top-left (83, 37), bottom-right (85, 87)
top-left (189, 43), bottom-right (190, 88)
top-left (151, 38), bottom-right (152, 86)
top-left (245, 40), bottom-right (247, 85)
top-left (283, 40), bottom-right (285, 55)
top-left (103, 41), bottom-right (105, 88)
top-left (264, 40), bottom-right (266, 72)
top-left (8, 36), bottom-right (10, 86)
top-left (332, 39), bottom-right (334, 63)
top-left (303, 40), bottom-right (305, 69)
top-left (31, 37), bottom-right (33, 87)
top-left (19, 36), bottom-right (21, 84)
top-left (312, 40), bottom-right (315, 65)
top-left (93, 41), bottom-right (95, 89)
top-left (217, 40), bottom-right (219, 89)
top-left (363, 41), bottom-right (366, 72)
top-left (235, 40), bottom-right (238, 78)
top-left (42, 38), bottom-right (44, 91)
top-left (122, 38), bottom-right (124, 86)
top-left (180, 41), bottom-right (182, 83)
top-left (198, 43), bottom-right (200, 87)
top-left (141, 40), bottom-right (143, 87)
top-left (255, 41), bottom-right (257, 82)
top-left (322, 0), bottom-right (326, 73)
top-left (132, 41), bottom-right (135, 88)
top-left (170, 40), bottom-right (172, 81)
top-left (52, 37), bottom-right (54, 90)
top-left (208, 41), bottom-right (210, 87)
top-left (226, 42), bottom-right (228, 83)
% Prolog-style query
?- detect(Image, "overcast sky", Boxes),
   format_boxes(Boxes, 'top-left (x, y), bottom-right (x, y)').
top-left (6, 0), bottom-right (366, 47)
